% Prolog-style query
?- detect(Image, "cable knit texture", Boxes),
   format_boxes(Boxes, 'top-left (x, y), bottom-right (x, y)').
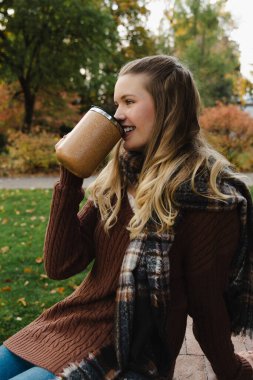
top-left (4, 167), bottom-right (253, 379)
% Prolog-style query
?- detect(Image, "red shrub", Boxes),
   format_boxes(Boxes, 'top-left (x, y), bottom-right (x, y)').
top-left (200, 103), bottom-right (253, 171)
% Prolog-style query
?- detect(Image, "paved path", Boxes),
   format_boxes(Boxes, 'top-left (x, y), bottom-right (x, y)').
top-left (174, 317), bottom-right (253, 379)
top-left (0, 175), bottom-right (97, 189)
top-left (0, 174), bottom-right (252, 378)
top-left (0, 173), bottom-right (253, 189)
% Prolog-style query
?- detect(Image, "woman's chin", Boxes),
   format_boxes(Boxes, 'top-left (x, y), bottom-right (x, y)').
top-left (123, 141), bottom-right (145, 152)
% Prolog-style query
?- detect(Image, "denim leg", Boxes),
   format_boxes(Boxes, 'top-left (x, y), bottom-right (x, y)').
top-left (0, 345), bottom-right (33, 380)
top-left (10, 367), bottom-right (56, 380)
top-left (0, 345), bottom-right (56, 380)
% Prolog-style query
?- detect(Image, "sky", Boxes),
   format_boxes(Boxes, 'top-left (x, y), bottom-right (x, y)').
top-left (146, 0), bottom-right (253, 82)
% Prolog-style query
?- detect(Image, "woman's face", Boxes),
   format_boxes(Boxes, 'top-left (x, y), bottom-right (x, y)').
top-left (114, 73), bottom-right (156, 152)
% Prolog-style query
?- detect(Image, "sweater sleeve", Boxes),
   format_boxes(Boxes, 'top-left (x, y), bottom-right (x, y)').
top-left (43, 166), bottom-right (98, 280)
top-left (183, 209), bottom-right (253, 379)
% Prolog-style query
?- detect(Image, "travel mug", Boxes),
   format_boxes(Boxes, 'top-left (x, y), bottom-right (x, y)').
top-left (55, 106), bottom-right (124, 178)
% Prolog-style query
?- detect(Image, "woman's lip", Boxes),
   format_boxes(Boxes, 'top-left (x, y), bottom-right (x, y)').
top-left (122, 126), bottom-right (136, 132)
top-left (122, 128), bottom-right (135, 140)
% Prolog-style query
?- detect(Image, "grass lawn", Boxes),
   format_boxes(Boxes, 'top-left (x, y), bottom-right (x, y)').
top-left (0, 186), bottom-right (253, 344)
top-left (0, 189), bottom-right (88, 344)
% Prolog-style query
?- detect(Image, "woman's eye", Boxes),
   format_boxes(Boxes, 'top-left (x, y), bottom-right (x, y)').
top-left (126, 99), bottom-right (134, 105)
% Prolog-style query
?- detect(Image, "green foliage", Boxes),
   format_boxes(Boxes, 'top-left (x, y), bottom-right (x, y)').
top-left (158, 0), bottom-right (241, 106)
top-left (0, 0), bottom-right (249, 137)
top-left (200, 103), bottom-right (253, 171)
top-left (77, 0), bottom-right (157, 111)
top-left (0, 189), bottom-right (88, 343)
top-left (0, 0), bottom-right (158, 130)
top-left (0, 0), bottom-right (119, 131)
top-left (110, 0), bottom-right (156, 59)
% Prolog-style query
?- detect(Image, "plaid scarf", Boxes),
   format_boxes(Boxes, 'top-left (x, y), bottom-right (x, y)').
top-left (61, 152), bottom-right (253, 380)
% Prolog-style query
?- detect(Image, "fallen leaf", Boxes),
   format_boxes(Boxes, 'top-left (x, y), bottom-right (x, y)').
top-left (50, 287), bottom-right (65, 294)
top-left (25, 209), bottom-right (35, 213)
top-left (17, 297), bottom-right (27, 307)
top-left (0, 246), bottom-right (10, 254)
top-left (24, 267), bottom-right (32, 273)
top-left (1, 286), bottom-right (12, 292)
top-left (68, 284), bottom-right (79, 290)
top-left (57, 287), bottom-right (65, 294)
top-left (35, 257), bottom-right (43, 264)
top-left (2, 218), bottom-right (8, 225)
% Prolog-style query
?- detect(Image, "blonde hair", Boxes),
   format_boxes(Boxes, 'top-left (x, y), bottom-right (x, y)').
top-left (87, 55), bottom-right (240, 239)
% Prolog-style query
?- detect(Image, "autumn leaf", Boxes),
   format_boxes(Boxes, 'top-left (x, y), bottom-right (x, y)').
top-left (0, 246), bottom-right (10, 254)
top-left (57, 287), bottom-right (65, 294)
top-left (4, 278), bottom-right (12, 283)
top-left (24, 267), bottom-right (32, 273)
top-left (50, 287), bottom-right (65, 294)
top-left (1, 286), bottom-right (12, 292)
top-left (17, 297), bottom-right (27, 307)
top-left (68, 284), bottom-right (79, 290)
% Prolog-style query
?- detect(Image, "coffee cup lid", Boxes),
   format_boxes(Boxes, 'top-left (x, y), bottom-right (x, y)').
top-left (90, 106), bottom-right (124, 136)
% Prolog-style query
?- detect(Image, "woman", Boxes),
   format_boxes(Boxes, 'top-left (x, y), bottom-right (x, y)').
top-left (1, 55), bottom-right (253, 379)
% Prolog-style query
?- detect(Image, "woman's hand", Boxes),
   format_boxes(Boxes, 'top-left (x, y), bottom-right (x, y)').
top-left (55, 134), bottom-right (68, 150)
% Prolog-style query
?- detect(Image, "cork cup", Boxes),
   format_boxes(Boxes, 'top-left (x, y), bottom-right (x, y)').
top-left (55, 106), bottom-right (124, 178)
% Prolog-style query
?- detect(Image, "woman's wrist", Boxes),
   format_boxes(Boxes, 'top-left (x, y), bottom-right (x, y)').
top-left (59, 166), bottom-right (84, 188)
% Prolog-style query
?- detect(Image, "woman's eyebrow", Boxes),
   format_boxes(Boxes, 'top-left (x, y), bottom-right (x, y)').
top-left (114, 94), bottom-right (137, 102)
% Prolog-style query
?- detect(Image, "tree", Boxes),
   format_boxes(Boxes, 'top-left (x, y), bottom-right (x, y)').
top-left (157, 0), bottom-right (241, 106)
top-left (109, 0), bottom-right (157, 59)
top-left (0, 0), bottom-right (118, 132)
top-left (77, 0), bottom-right (158, 114)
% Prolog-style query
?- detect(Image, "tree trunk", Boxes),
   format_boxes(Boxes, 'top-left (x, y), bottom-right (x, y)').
top-left (19, 76), bottom-right (36, 133)
top-left (22, 90), bottom-right (35, 133)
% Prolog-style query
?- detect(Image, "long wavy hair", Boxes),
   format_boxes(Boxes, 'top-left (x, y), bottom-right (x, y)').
top-left (88, 55), bottom-right (239, 238)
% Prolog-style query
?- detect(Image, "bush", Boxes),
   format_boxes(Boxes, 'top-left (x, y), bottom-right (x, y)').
top-left (0, 130), bottom-right (59, 176)
top-left (0, 82), bottom-right (23, 131)
top-left (200, 103), bottom-right (253, 171)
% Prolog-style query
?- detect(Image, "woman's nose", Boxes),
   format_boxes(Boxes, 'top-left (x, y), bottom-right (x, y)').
top-left (114, 107), bottom-right (125, 121)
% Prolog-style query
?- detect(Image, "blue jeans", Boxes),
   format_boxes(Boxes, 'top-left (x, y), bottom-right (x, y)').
top-left (0, 345), bottom-right (56, 380)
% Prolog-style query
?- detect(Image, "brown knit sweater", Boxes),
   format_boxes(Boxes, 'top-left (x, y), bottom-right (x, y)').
top-left (4, 168), bottom-right (253, 379)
